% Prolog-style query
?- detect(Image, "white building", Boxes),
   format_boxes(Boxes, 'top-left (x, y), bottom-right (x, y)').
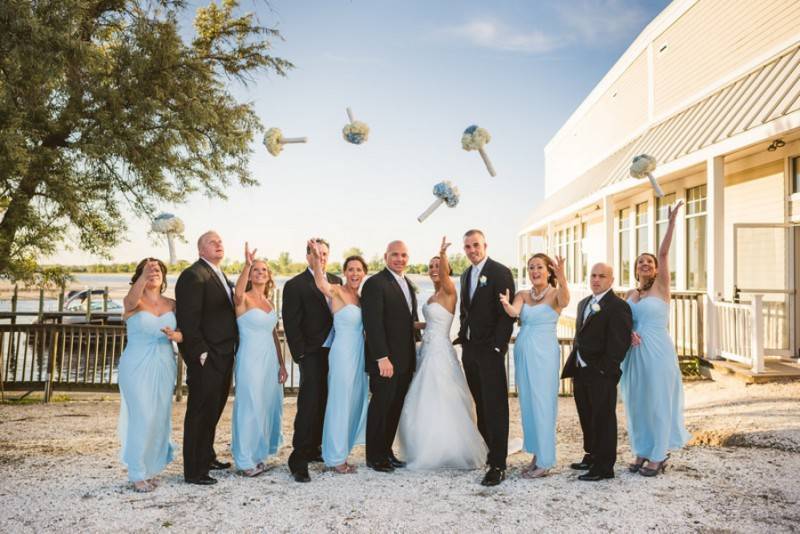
top-left (518, 0), bottom-right (800, 376)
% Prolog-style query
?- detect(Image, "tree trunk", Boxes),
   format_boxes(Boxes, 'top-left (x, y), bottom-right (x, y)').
top-left (0, 172), bottom-right (42, 276)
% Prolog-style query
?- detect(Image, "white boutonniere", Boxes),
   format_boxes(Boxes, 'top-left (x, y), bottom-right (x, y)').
top-left (479, 275), bottom-right (488, 287)
top-left (591, 302), bottom-right (601, 313)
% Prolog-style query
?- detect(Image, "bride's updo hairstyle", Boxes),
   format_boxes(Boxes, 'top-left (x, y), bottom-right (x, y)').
top-left (428, 256), bottom-right (451, 276)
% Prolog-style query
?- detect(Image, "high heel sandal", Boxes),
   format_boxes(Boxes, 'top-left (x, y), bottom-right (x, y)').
top-left (132, 480), bottom-right (155, 493)
top-left (628, 457), bottom-right (648, 473)
top-left (331, 463), bottom-right (357, 474)
top-left (241, 466), bottom-right (265, 477)
top-left (521, 465), bottom-right (549, 479)
top-left (639, 455), bottom-right (669, 477)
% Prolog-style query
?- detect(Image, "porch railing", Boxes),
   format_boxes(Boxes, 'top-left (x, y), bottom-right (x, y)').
top-left (713, 294), bottom-right (765, 372)
top-left (0, 320), bottom-right (575, 402)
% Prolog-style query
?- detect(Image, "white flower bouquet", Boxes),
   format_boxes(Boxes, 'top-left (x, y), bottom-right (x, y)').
top-left (630, 154), bottom-right (664, 197)
top-left (461, 125), bottom-right (496, 177)
top-left (418, 180), bottom-right (460, 223)
top-left (342, 107), bottom-right (370, 145)
top-left (263, 127), bottom-right (308, 157)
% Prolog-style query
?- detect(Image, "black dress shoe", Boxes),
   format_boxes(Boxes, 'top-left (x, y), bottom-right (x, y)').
top-left (185, 475), bottom-right (217, 485)
top-left (291, 470), bottom-right (311, 483)
top-left (578, 471), bottom-right (614, 481)
top-left (388, 454), bottom-right (406, 469)
top-left (367, 460), bottom-right (395, 473)
top-left (570, 456), bottom-right (594, 470)
top-left (209, 459), bottom-right (232, 470)
top-left (481, 467), bottom-right (505, 486)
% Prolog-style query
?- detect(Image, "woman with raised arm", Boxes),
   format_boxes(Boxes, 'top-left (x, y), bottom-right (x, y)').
top-left (118, 258), bottom-right (181, 492)
top-left (309, 239), bottom-right (369, 474)
top-left (621, 200), bottom-right (691, 477)
top-left (500, 253), bottom-right (569, 478)
top-left (231, 243), bottom-right (287, 477)
top-left (398, 237), bottom-right (487, 470)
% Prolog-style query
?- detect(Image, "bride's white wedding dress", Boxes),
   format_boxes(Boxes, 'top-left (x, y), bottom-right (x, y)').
top-left (398, 302), bottom-right (487, 470)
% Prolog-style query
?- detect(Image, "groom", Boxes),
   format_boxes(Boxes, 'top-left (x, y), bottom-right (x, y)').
top-left (455, 229), bottom-right (515, 486)
top-left (362, 240), bottom-right (419, 473)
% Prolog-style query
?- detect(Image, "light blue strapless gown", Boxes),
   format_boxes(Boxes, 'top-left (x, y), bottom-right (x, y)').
top-left (231, 308), bottom-right (284, 470)
top-left (322, 304), bottom-right (369, 467)
top-left (118, 311), bottom-right (177, 482)
top-left (514, 303), bottom-right (560, 469)
top-left (620, 297), bottom-right (691, 462)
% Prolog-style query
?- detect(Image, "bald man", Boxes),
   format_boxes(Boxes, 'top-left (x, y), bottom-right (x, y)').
top-left (175, 231), bottom-right (238, 485)
top-left (361, 240), bottom-right (419, 472)
top-left (562, 263), bottom-right (632, 481)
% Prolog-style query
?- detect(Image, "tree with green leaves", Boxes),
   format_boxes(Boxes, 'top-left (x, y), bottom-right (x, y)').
top-left (342, 246), bottom-right (363, 259)
top-left (0, 0), bottom-right (292, 283)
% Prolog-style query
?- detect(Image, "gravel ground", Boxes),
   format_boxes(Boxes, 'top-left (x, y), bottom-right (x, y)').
top-left (1, 376), bottom-right (799, 533)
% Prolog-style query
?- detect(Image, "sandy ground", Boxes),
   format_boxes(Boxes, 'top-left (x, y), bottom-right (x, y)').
top-left (1, 376), bottom-right (799, 533)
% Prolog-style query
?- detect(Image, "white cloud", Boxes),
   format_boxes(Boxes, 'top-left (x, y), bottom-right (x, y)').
top-left (438, 19), bottom-right (562, 54)
top-left (557, 0), bottom-right (650, 44)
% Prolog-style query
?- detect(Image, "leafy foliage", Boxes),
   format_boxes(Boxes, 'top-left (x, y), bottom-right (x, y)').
top-left (0, 0), bottom-right (292, 283)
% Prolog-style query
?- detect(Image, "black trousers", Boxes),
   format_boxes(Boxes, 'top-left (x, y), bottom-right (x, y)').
top-left (183, 351), bottom-right (234, 480)
top-left (288, 349), bottom-right (329, 473)
top-left (573, 367), bottom-right (619, 473)
top-left (461, 343), bottom-right (509, 470)
top-left (366, 371), bottom-right (411, 464)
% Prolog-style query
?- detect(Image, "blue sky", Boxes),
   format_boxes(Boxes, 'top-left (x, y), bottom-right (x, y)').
top-left (52, 0), bottom-right (669, 267)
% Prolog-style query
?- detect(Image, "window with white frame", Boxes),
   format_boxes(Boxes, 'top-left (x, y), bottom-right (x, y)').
top-left (551, 223), bottom-right (584, 285)
top-left (686, 185), bottom-right (707, 290)
top-left (618, 207), bottom-right (631, 287)
top-left (656, 193), bottom-right (677, 287)
top-left (580, 222), bottom-right (588, 283)
top-left (635, 201), bottom-right (649, 256)
top-left (792, 156), bottom-right (799, 194)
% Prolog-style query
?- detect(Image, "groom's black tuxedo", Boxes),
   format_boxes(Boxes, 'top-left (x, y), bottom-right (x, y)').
top-left (282, 268), bottom-right (342, 475)
top-left (562, 291), bottom-right (632, 474)
top-left (362, 268), bottom-right (419, 465)
top-left (456, 257), bottom-right (515, 470)
top-left (175, 259), bottom-right (238, 481)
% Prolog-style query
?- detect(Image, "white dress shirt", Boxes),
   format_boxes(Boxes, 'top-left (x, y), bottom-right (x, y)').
top-left (308, 267), bottom-right (335, 348)
top-left (389, 269), bottom-right (413, 312)
top-left (469, 257), bottom-right (489, 300)
top-left (576, 288), bottom-right (612, 368)
top-left (202, 257), bottom-right (232, 303)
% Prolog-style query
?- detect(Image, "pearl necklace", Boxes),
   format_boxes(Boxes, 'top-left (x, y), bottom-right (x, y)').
top-left (530, 285), bottom-right (550, 302)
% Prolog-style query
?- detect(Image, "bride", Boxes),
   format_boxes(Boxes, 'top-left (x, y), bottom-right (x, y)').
top-left (398, 237), bottom-right (487, 469)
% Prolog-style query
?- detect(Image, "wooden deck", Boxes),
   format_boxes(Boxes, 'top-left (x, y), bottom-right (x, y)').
top-left (703, 358), bottom-right (800, 384)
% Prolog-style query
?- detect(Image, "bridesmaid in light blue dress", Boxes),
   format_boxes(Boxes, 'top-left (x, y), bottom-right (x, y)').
top-left (308, 240), bottom-right (369, 474)
top-left (118, 258), bottom-right (181, 493)
top-left (500, 253), bottom-right (570, 478)
top-left (231, 244), bottom-right (288, 477)
top-left (621, 200), bottom-right (691, 477)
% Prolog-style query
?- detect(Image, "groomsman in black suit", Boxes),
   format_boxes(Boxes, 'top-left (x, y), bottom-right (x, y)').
top-left (282, 238), bottom-right (342, 483)
top-left (455, 229), bottom-right (515, 486)
top-left (175, 231), bottom-right (238, 485)
top-left (562, 263), bottom-right (632, 481)
top-left (362, 240), bottom-right (419, 473)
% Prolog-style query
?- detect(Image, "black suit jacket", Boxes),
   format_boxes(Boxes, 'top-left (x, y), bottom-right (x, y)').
top-left (361, 268), bottom-right (419, 375)
top-left (281, 269), bottom-right (342, 363)
top-left (456, 257), bottom-right (516, 355)
top-left (175, 259), bottom-right (238, 364)
top-left (561, 291), bottom-right (633, 380)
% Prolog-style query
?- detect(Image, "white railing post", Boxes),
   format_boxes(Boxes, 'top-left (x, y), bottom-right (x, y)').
top-left (750, 294), bottom-right (765, 373)
top-left (706, 294), bottom-right (719, 360)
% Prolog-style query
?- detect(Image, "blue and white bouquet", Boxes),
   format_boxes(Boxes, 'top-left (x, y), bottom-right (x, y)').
top-left (342, 107), bottom-right (370, 145)
top-left (418, 180), bottom-right (460, 223)
top-left (630, 154), bottom-right (664, 197)
top-left (263, 127), bottom-right (308, 157)
top-left (462, 125), bottom-right (496, 177)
